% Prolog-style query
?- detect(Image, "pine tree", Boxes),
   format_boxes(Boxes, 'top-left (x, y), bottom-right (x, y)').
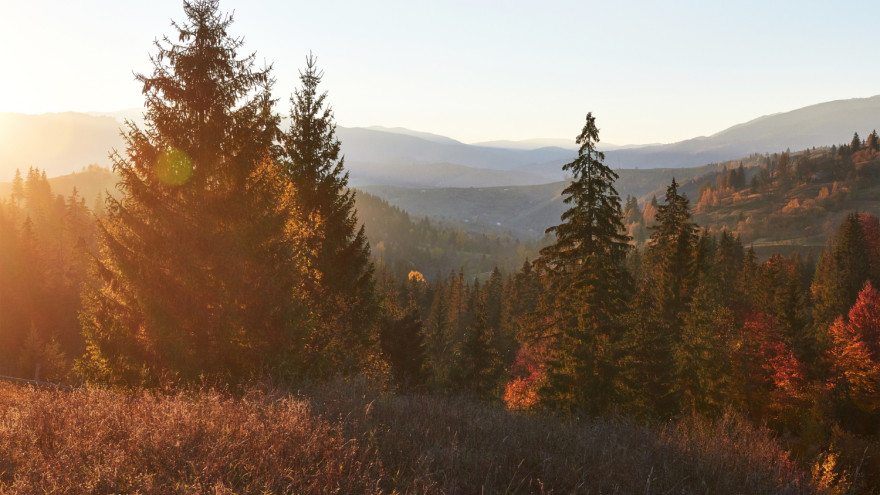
top-left (675, 279), bottom-right (735, 416)
top-left (452, 292), bottom-right (500, 395)
top-left (281, 54), bottom-right (376, 373)
top-left (851, 132), bottom-right (862, 152)
top-left (79, 0), bottom-right (310, 385)
top-left (11, 169), bottom-right (24, 207)
top-left (812, 212), bottom-right (871, 337)
top-left (374, 267), bottom-right (428, 388)
top-left (647, 178), bottom-right (699, 329)
top-left (535, 113), bottom-right (631, 413)
top-left (623, 178), bottom-right (700, 416)
top-left (868, 130), bottom-right (880, 152)
top-left (539, 113), bottom-right (630, 273)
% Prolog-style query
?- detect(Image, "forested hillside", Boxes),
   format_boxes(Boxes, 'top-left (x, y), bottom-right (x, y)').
top-left (676, 136), bottom-right (880, 258)
top-left (2, 1), bottom-right (880, 493)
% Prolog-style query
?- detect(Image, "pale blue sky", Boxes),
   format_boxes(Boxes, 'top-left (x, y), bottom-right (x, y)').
top-left (1, 0), bottom-right (878, 145)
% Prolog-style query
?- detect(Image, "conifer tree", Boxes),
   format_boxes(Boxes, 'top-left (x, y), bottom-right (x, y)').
top-left (535, 113), bottom-right (631, 412)
top-left (11, 169), bottom-right (24, 207)
top-left (867, 130), bottom-right (880, 152)
top-left (79, 0), bottom-right (310, 385)
top-left (851, 132), bottom-right (862, 152)
top-left (812, 212), bottom-right (871, 337)
top-left (540, 113), bottom-right (630, 273)
top-left (625, 178), bottom-right (699, 415)
top-left (281, 54), bottom-right (376, 373)
top-left (646, 178), bottom-right (699, 329)
top-left (452, 293), bottom-right (501, 395)
top-left (377, 272), bottom-right (426, 387)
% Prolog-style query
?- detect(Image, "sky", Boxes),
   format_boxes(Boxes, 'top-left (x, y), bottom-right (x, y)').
top-left (1, 0), bottom-right (879, 145)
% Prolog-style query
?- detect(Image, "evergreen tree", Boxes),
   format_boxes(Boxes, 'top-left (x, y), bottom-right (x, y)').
top-left (851, 132), bottom-right (862, 152)
top-left (535, 113), bottom-right (631, 412)
top-left (452, 292), bottom-right (501, 396)
top-left (281, 54), bottom-right (376, 373)
top-left (867, 130), bottom-right (880, 152)
top-left (79, 0), bottom-right (310, 385)
top-left (675, 279), bottom-right (735, 416)
top-left (11, 169), bottom-right (24, 207)
top-left (812, 212), bottom-right (871, 337)
top-left (540, 113), bottom-right (630, 273)
top-left (646, 178), bottom-right (699, 329)
top-left (374, 268), bottom-right (426, 387)
top-left (625, 178), bottom-right (699, 415)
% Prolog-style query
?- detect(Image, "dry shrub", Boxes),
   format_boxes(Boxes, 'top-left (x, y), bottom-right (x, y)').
top-left (0, 383), bottom-right (381, 494)
top-left (0, 379), bottom-right (825, 494)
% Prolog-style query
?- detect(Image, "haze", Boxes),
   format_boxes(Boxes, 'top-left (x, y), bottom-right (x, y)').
top-left (1, 0), bottom-right (879, 145)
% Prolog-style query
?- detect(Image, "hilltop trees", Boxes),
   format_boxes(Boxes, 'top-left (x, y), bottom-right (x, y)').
top-left (79, 0), bottom-right (311, 385)
top-left (281, 54), bottom-right (376, 373)
top-left (0, 169), bottom-right (91, 382)
top-left (811, 212), bottom-right (878, 340)
top-left (869, 130), bottom-right (880, 152)
top-left (535, 113), bottom-right (631, 412)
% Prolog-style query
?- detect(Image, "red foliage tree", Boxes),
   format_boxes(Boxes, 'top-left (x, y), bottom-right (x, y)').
top-left (504, 343), bottom-right (547, 411)
top-left (846, 281), bottom-right (880, 359)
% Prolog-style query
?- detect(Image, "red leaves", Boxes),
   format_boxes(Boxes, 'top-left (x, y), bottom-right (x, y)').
top-left (504, 343), bottom-right (547, 411)
top-left (825, 282), bottom-right (880, 414)
top-left (845, 281), bottom-right (880, 359)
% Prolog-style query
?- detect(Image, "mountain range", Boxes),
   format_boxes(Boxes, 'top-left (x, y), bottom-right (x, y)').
top-left (1, 95), bottom-right (878, 188)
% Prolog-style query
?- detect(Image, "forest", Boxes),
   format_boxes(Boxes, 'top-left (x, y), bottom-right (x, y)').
top-left (2, 0), bottom-right (880, 492)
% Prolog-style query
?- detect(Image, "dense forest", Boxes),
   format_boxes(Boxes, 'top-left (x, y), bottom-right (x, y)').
top-left (3, 0), bottom-right (880, 492)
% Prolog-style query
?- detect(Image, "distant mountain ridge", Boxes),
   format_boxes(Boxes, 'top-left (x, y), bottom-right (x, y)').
top-left (2, 95), bottom-right (878, 185)
top-left (602, 95), bottom-right (880, 169)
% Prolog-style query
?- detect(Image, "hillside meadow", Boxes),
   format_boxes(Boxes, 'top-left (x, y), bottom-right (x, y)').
top-left (0, 378), bottom-right (835, 494)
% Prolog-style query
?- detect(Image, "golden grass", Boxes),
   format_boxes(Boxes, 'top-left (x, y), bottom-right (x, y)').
top-left (0, 379), bottom-right (820, 494)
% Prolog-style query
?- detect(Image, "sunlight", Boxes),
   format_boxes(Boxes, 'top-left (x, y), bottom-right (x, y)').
top-left (155, 148), bottom-right (193, 186)
top-left (0, 112), bottom-right (74, 161)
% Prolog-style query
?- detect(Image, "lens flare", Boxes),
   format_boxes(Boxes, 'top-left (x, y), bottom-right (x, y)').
top-left (155, 148), bottom-right (193, 186)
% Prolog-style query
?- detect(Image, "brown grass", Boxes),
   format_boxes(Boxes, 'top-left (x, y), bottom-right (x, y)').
top-left (0, 379), bottom-right (822, 494)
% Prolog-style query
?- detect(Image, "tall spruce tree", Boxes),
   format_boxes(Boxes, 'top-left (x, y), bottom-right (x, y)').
top-left (540, 113), bottom-right (630, 273)
top-left (867, 130), bottom-right (880, 152)
top-left (626, 178), bottom-right (699, 415)
top-left (281, 54), bottom-right (376, 374)
top-left (647, 178), bottom-right (699, 328)
top-left (812, 212), bottom-right (872, 339)
top-left (79, 0), bottom-right (311, 385)
top-left (535, 113), bottom-right (631, 413)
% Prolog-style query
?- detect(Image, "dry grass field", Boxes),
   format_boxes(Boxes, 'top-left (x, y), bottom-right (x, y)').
top-left (0, 378), bottom-right (829, 494)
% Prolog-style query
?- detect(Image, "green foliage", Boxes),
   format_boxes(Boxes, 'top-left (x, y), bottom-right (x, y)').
top-left (540, 112), bottom-right (630, 273)
top-left (0, 168), bottom-right (91, 382)
top-left (812, 213), bottom-right (873, 339)
top-left (868, 130), bottom-right (880, 152)
top-left (641, 179), bottom-right (699, 365)
top-left (79, 0), bottom-right (311, 385)
top-left (852, 132), bottom-right (862, 152)
top-left (534, 113), bottom-right (632, 413)
top-left (281, 54), bottom-right (377, 374)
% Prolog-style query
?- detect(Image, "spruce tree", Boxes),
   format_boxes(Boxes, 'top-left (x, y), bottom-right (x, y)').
top-left (281, 54), bottom-right (376, 374)
top-left (79, 0), bottom-right (310, 385)
top-left (812, 212), bottom-right (872, 339)
top-left (867, 130), bottom-right (880, 152)
top-left (852, 132), bottom-right (862, 152)
top-left (11, 169), bottom-right (24, 207)
top-left (647, 178), bottom-right (699, 328)
top-left (540, 113), bottom-right (629, 273)
top-left (535, 113), bottom-right (631, 413)
top-left (627, 178), bottom-right (699, 415)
